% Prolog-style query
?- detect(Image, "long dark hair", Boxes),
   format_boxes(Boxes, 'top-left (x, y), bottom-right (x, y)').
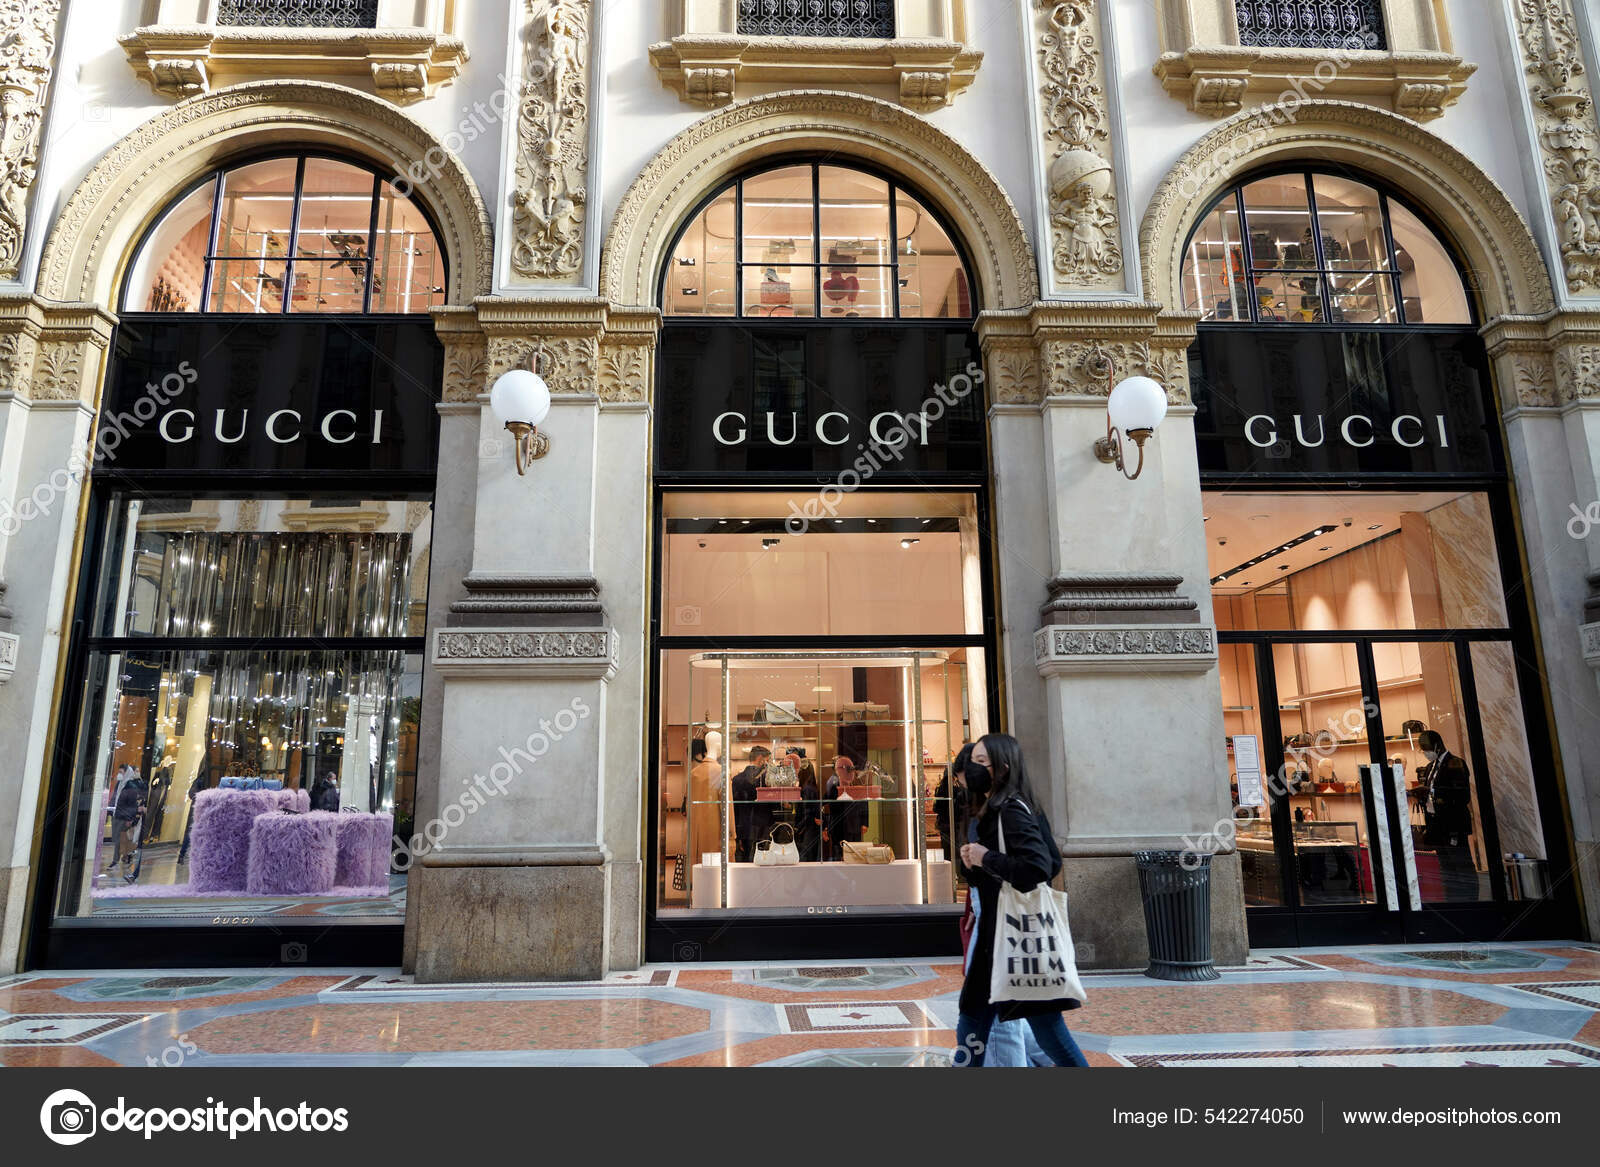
top-left (976, 732), bottom-right (1037, 816)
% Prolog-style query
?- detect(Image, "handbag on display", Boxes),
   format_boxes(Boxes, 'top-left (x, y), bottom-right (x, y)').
top-left (764, 762), bottom-right (799, 788)
top-left (987, 801), bottom-right (1088, 1007)
top-left (864, 762), bottom-right (898, 796)
top-left (754, 822), bottom-right (800, 867)
top-left (842, 841), bottom-right (894, 864)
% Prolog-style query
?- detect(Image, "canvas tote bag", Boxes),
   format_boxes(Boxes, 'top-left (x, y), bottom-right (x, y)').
top-left (988, 803), bottom-right (1088, 1006)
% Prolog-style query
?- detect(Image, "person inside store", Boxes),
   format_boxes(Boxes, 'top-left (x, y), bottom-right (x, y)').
top-left (787, 748), bottom-right (822, 862)
top-left (689, 738), bottom-right (726, 864)
top-left (730, 745), bottom-right (772, 863)
top-left (954, 733), bottom-right (1088, 1067)
top-left (105, 763), bottom-right (149, 881)
top-left (1418, 729), bottom-right (1477, 900)
top-left (311, 770), bottom-right (341, 812)
top-left (175, 769), bottom-right (207, 866)
top-left (936, 750), bottom-right (964, 862)
top-left (824, 754), bottom-right (866, 861)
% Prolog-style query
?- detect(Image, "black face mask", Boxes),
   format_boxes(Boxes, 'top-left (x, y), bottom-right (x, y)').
top-left (963, 759), bottom-right (992, 799)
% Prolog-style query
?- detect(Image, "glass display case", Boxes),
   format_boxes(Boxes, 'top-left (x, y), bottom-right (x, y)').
top-left (658, 649), bottom-right (978, 912)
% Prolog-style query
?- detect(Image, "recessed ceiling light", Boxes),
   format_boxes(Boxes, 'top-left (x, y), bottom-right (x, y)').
top-left (1368, 523), bottom-right (1383, 530)
top-left (1318, 546), bottom-right (1331, 551)
top-left (900, 538), bottom-right (920, 548)
top-left (1250, 514), bottom-right (1270, 521)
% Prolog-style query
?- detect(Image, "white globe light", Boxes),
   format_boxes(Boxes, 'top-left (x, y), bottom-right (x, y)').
top-left (1107, 375), bottom-right (1167, 435)
top-left (489, 369), bottom-right (551, 427)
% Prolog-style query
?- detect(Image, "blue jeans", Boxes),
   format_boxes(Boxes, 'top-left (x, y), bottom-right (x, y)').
top-left (955, 1006), bottom-right (1088, 1067)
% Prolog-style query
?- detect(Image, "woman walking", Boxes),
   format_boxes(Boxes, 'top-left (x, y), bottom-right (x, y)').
top-left (955, 733), bottom-right (1088, 1067)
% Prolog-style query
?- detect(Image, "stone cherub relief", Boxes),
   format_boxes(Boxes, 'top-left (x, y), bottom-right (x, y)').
top-left (0, 1), bottom-right (59, 279)
top-left (511, 0), bottom-right (590, 279)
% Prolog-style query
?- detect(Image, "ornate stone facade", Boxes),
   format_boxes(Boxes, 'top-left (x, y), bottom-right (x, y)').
top-left (1032, 1), bottom-right (1124, 289)
top-left (1514, 0), bottom-right (1600, 296)
top-left (979, 302), bottom-right (1186, 407)
top-left (1033, 624), bottom-right (1218, 673)
top-left (510, 1), bottom-right (591, 281)
top-left (0, 0), bottom-right (60, 281)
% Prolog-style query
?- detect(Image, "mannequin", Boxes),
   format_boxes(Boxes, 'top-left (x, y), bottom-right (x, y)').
top-left (689, 735), bottom-right (725, 864)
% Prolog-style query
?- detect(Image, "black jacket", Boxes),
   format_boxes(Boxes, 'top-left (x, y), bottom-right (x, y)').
top-left (311, 779), bottom-right (341, 813)
top-left (1422, 752), bottom-right (1472, 842)
top-left (113, 776), bottom-right (148, 823)
top-left (731, 765), bottom-right (772, 839)
top-left (958, 792), bottom-right (1074, 1020)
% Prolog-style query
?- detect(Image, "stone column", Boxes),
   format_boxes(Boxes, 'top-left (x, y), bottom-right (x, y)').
top-left (0, 297), bottom-right (113, 970)
top-left (410, 297), bottom-right (653, 981)
top-left (985, 299), bottom-right (1245, 969)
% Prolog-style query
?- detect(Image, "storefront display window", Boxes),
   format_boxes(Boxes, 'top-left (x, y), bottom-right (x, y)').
top-left (655, 491), bottom-right (987, 913)
top-left (123, 154), bottom-right (445, 315)
top-left (53, 495), bottom-right (429, 921)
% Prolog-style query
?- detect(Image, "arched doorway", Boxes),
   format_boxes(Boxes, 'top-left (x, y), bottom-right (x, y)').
top-left (1181, 165), bottom-right (1576, 945)
top-left (644, 157), bottom-right (995, 960)
top-left (28, 128), bottom-right (482, 968)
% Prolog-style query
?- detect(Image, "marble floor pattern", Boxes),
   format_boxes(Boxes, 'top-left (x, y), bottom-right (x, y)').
top-left (2, 942), bottom-right (1598, 1068)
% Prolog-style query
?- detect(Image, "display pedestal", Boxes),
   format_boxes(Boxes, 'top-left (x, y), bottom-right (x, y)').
top-left (691, 858), bottom-right (952, 909)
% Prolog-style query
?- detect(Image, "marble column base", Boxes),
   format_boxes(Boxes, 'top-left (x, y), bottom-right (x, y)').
top-left (412, 861), bottom-right (611, 982)
top-left (1061, 851), bottom-right (1248, 970)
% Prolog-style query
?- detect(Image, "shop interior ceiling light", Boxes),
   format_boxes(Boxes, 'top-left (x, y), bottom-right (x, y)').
top-left (1095, 374), bottom-right (1168, 481)
top-left (489, 368), bottom-right (552, 475)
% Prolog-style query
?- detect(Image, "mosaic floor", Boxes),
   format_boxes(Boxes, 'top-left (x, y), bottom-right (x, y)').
top-left (2, 942), bottom-right (1598, 1068)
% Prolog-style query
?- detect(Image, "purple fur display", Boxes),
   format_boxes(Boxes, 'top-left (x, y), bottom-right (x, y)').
top-left (189, 789), bottom-right (276, 892)
top-left (245, 811), bottom-right (339, 895)
top-left (334, 814), bottom-right (394, 887)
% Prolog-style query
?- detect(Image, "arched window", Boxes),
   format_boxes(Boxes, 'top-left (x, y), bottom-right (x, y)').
top-left (1182, 170), bottom-right (1470, 326)
top-left (124, 154), bottom-right (446, 315)
top-left (661, 160), bottom-right (973, 319)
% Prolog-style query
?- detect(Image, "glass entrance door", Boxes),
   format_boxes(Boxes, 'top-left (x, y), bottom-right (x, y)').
top-left (1220, 633), bottom-right (1553, 945)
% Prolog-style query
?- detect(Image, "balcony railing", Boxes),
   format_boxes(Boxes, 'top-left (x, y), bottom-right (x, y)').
top-left (736, 1), bottom-right (895, 39)
top-left (216, 0), bottom-right (380, 28)
top-left (1235, 1), bottom-right (1387, 50)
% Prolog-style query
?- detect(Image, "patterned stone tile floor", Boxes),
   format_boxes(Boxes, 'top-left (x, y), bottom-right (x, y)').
top-left (1, 942), bottom-right (1597, 1068)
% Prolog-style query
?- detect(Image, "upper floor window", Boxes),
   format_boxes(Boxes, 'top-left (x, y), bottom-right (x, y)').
top-left (1235, 1), bottom-right (1387, 50)
top-left (217, 0), bottom-right (380, 28)
top-left (662, 161), bottom-right (972, 319)
top-left (1182, 170), bottom-right (1469, 325)
top-left (125, 154), bottom-right (445, 315)
top-left (737, 0), bottom-right (894, 39)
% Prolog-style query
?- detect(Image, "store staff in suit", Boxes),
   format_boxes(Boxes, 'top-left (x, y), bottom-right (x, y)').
top-left (730, 745), bottom-right (771, 863)
top-left (824, 755), bottom-right (866, 861)
top-left (1417, 729), bottom-right (1476, 900)
top-left (787, 748), bottom-right (822, 862)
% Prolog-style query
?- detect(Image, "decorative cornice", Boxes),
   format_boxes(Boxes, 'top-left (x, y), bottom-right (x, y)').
top-left (449, 574), bottom-right (604, 628)
top-left (599, 90), bottom-right (1039, 311)
top-left (1034, 624), bottom-right (1218, 676)
top-left (1040, 572), bottom-right (1201, 627)
top-left (1153, 46), bottom-right (1474, 121)
top-left (1032, 1), bottom-right (1123, 290)
top-left (0, 0), bottom-right (61, 280)
top-left (510, 1), bottom-right (591, 282)
top-left (648, 34), bottom-right (981, 112)
top-left (1513, 0), bottom-right (1600, 297)
top-left (36, 80), bottom-right (493, 306)
top-left (431, 626), bottom-right (619, 680)
top-left (118, 24), bottom-right (469, 105)
top-left (1139, 100), bottom-right (1556, 320)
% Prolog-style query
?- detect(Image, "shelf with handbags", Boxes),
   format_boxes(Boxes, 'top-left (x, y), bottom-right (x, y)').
top-left (675, 649), bottom-right (975, 912)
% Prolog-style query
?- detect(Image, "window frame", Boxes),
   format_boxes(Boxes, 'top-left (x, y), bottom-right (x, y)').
top-left (120, 149), bottom-right (449, 317)
top-left (1182, 165), bottom-right (1478, 328)
top-left (656, 156), bottom-right (979, 323)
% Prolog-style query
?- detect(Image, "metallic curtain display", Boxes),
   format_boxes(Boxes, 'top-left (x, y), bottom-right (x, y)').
top-left (736, 1), bottom-right (895, 39)
top-left (215, 0), bottom-right (380, 28)
top-left (1234, 1), bottom-right (1387, 49)
top-left (121, 531), bottom-right (413, 640)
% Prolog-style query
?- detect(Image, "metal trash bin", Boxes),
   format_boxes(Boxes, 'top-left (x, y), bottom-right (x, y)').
top-left (1135, 850), bottom-right (1221, 982)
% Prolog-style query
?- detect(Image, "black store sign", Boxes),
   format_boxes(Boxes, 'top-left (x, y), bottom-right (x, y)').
top-left (97, 319), bottom-right (444, 476)
top-left (1191, 329), bottom-right (1500, 477)
top-left (655, 325), bottom-right (986, 477)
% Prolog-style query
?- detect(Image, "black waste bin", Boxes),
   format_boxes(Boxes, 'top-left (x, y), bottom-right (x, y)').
top-left (1135, 850), bottom-right (1220, 982)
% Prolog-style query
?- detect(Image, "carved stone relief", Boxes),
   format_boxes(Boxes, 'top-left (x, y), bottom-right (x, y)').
top-left (0, 0), bottom-right (61, 280)
top-left (1555, 342), bottom-right (1600, 401)
top-left (510, 1), bottom-right (591, 281)
top-left (0, 327), bottom-right (37, 399)
top-left (1514, 0), bottom-right (1600, 296)
top-left (442, 340), bottom-right (488, 403)
top-left (597, 341), bottom-right (650, 404)
top-left (487, 334), bottom-right (598, 396)
top-left (1033, 1), bottom-right (1123, 289)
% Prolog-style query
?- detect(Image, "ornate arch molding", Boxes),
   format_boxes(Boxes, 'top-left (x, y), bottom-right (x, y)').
top-left (1139, 101), bottom-right (1555, 321)
top-left (37, 81), bottom-right (493, 307)
top-left (600, 91), bottom-right (1040, 312)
